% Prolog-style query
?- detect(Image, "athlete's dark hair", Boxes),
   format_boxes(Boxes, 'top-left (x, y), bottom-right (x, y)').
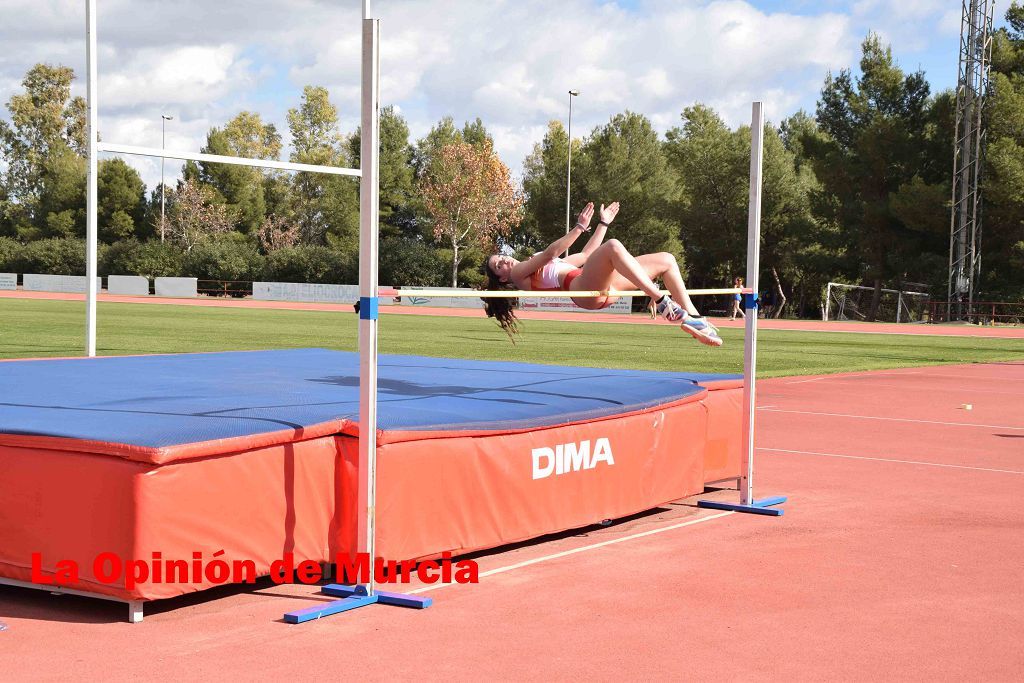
top-left (480, 257), bottom-right (520, 341)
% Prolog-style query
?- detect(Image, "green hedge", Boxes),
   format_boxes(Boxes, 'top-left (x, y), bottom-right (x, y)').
top-left (183, 236), bottom-right (264, 290)
top-left (100, 239), bottom-right (185, 279)
top-left (0, 236), bottom-right (20, 272)
top-left (379, 237), bottom-right (447, 287)
top-left (12, 238), bottom-right (103, 276)
top-left (0, 235), bottom-right (462, 290)
top-left (263, 245), bottom-right (355, 284)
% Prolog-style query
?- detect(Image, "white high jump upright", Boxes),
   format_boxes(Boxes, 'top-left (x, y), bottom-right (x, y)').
top-left (80, 0), bottom-right (428, 621)
top-left (286, 1), bottom-right (432, 622)
top-left (356, 2), bottom-right (381, 595)
top-left (85, 0), bottom-right (99, 356)
top-left (698, 102), bottom-right (786, 516)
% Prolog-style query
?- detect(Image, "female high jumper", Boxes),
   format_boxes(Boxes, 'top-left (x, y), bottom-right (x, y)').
top-left (481, 201), bottom-right (722, 346)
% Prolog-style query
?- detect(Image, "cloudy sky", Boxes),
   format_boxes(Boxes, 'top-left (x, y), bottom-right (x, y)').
top-left (0, 0), bottom-right (1003, 192)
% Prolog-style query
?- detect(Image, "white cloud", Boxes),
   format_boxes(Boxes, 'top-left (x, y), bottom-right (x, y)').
top-left (938, 9), bottom-right (963, 36)
top-left (101, 46), bottom-right (253, 108)
top-left (851, 0), bottom-right (964, 51)
top-left (1, 0), bottom-right (859, 191)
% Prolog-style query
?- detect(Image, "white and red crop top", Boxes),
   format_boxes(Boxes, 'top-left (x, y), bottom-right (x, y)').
top-left (528, 257), bottom-right (577, 291)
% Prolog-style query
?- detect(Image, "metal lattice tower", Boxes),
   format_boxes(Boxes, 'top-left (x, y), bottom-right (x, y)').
top-left (948, 0), bottom-right (995, 319)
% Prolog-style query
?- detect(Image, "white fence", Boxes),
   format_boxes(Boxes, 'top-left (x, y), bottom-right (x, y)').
top-left (23, 274), bottom-right (102, 293)
top-left (399, 287), bottom-right (483, 309)
top-left (519, 295), bottom-right (633, 315)
top-left (398, 287), bottom-right (633, 313)
top-left (253, 282), bottom-right (397, 305)
top-left (5, 276), bottom-right (632, 314)
top-left (107, 275), bottom-right (149, 296)
top-left (155, 277), bottom-right (198, 298)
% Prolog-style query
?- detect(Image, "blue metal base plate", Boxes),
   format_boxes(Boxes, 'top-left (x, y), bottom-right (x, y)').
top-left (698, 495), bottom-right (787, 516)
top-left (322, 583), bottom-right (432, 608)
top-left (283, 584), bottom-right (431, 624)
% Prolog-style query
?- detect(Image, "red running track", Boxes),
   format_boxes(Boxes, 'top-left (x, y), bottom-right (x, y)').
top-left (1, 361), bottom-right (1022, 678)
top-left (3, 289), bottom-right (1022, 338)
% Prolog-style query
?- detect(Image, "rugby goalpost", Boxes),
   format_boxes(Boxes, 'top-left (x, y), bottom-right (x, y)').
top-left (824, 282), bottom-right (930, 323)
top-left (85, 0), bottom-right (426, 621)
top-left (82, 0), bottom-right (783, 624)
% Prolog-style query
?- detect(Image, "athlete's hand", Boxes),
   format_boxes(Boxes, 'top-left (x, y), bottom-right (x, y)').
top-left (575, 202), bottom-right (594, 231)
top-left (599, 202), bottom-right (619, 225)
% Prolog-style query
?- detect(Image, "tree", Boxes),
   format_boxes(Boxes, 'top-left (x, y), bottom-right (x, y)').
top-left (521, 121), bottom-right (571, 251)
top-left (461, 118), bottom-right (493, 149)
top-left (577, 112), bottom-right (681, 258)
top-left (0, 183), bottom-right (12, 237)
top-left (348, 105), bottom-right (417, 238)
top-left (804, 34), bottom-right (935, 318)
top-left (665, 105), bottom-right (747, 281)
top-left (36, 143), bottom-right (86, 239)
top-left (420, 140), bottom-right (524, 286)
top-left (287, 86), bottom-right (358, 246)
top-left (256, 214), bottom-right (300, 253)
top-left (101, 238), bottom-right (184, 279)
top-left (758, 124), bottom-right (822, 317)
top-left (0, 64), bottom-right (87, 235)
top-left (979, 7), bottom-right (1024, 299)
top-left (167, 179), bottom-right (234, 252)
top-left (97, 158), bottom-right (146, 242)
top-left (196, 112), bottom-right (281, 233)
top-left (413, 116), bottom-right (462, 179)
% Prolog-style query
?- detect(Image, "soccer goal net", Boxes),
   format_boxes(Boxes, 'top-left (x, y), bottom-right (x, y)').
top-left (824, 282), bottom-right (930, 323)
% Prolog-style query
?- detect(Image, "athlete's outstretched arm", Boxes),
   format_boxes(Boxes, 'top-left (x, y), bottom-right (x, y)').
top-left (510, 203), bottom-right (594, 281)
top-left (565, 202), bottom-right (619, 266)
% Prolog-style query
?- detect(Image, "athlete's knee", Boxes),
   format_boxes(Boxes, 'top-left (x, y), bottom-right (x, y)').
top-left (605, 238), bottom-right (625, 252)
top-left (659, 252), bottom-right (679, 269)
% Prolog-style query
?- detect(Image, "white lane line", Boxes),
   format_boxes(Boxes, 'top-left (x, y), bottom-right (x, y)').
top-left (758, 327), bottom-right (1024, 339)
top-left (789, 372), bottom-right (926, 383)
top-left (758, 407), bottom-right (1024, 431)
top-left (899, 372), bottom-right (1024, 382)
top-left (781, 379), bottom-right (1024, 397)
top-left (408, 511), bottom-right (735, 595)
top-left (759, 447), bottom-right (1024, 475)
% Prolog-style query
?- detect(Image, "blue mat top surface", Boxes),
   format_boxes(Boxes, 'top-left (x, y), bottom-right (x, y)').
top-left (0, 349), bottom-right (739, 449)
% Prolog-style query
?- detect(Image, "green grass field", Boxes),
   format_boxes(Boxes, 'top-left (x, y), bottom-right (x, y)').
top-left (2, 298), bottom-right (1021, 377)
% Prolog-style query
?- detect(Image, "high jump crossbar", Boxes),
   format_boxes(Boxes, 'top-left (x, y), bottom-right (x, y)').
top-left (95, 142), bottom-right (362, 177)
top-left (384, 287), bottom-right (753, 298)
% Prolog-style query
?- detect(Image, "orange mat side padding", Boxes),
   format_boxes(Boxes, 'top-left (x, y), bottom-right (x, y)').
top-left (1, 386), bottom-right (741, 603)
top-left (0, 445), bottom-right (144, 600)
top-left (0, 437), bottom-right (339, 601)
top-left (367, 395), bottom-right (709, 562)
top-left (701, 386), bottom-right (744, 483)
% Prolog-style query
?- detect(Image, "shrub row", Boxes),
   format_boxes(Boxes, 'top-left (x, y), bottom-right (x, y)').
top-left (0, 236), bottom-right (449, 287)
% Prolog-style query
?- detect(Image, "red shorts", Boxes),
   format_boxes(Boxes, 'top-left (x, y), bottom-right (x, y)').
top-left (562, 268), bottom-right (583, 290)
top-left (562, 268), bottom-right (611, 309)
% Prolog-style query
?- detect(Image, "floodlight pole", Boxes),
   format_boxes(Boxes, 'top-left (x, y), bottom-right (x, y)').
top-left (160, 115), bottom-right (173, 242)
top-left (564, 89), bottom-right (579, 257)
top-left (85, 0), bottom-right (99, 357)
